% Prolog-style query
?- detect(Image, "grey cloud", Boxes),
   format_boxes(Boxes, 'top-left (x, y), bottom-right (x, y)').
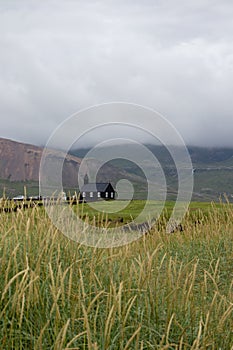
top-left (0, 0), bottom-right (233, 147)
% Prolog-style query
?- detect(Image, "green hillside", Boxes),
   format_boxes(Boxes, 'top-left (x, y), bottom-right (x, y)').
top-left (71, 145), bottom-right (233, 201)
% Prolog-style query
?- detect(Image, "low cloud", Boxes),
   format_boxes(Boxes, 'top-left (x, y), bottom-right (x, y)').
top-left (0, 0), bottom-right (233, 147)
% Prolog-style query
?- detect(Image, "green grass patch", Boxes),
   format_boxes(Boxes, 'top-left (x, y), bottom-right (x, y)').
top-left (73, 200), bottom-right (226, 227)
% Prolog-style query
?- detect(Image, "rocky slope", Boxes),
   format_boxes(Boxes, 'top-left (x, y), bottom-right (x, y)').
top-left (0, 138), bottom-right (82, 186)
top-left (0, 138), bottom-right (147, 197)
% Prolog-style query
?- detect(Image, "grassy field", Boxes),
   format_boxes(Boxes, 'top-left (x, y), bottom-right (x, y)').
top-left (72, 200), bottom-right (224, 228)
top-left (0, 200), bottom-right (233, 349)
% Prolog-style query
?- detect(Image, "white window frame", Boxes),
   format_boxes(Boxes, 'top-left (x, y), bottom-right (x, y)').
top-left (111, 192), bottom-right (114, 198)
top-left (82, 192), bottom-right (86, 198)
top-left (90, 191), bottom-right (93, 198)
top-left (97, 191), bottom-right (101, 198)
top-left (105, 192), bottom-right (108, 198)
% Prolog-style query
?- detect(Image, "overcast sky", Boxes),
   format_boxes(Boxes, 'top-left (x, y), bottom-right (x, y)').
top-left (1, 0), bottom-right (233, 147)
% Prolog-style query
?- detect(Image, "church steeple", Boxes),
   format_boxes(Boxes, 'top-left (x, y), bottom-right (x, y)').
top-left (84, 173), bottom-right (89, 185)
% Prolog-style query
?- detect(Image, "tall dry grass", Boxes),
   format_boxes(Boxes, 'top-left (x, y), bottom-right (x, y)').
top-left (0, 202), bottom-right (232, 349)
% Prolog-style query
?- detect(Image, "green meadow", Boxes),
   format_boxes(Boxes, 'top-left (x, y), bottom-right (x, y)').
top-left (0, 200), bottom-right (232, 349)
top-left (73, 200), bottom-right (224, 228)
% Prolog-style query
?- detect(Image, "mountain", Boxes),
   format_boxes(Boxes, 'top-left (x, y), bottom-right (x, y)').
top-left (71, 144), bottom-right (233, 201)
top-left (0, 138), bottom-right (83, 196)
top-left (0, 138), bottom-right (82, 183)
top-left (1, 138), bottom-right (233, 201)
top-left (0, 138), bottom-right (42, 181)
top-left (0, 138), bottom-right (147, 197)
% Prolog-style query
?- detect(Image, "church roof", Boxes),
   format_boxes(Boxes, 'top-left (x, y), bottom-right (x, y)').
top-left (80, 182), bottom-right (114, 192)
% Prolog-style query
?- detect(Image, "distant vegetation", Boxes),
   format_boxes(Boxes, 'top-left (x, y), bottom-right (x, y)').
top-left (0, 200), bottom-right (232, 349)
